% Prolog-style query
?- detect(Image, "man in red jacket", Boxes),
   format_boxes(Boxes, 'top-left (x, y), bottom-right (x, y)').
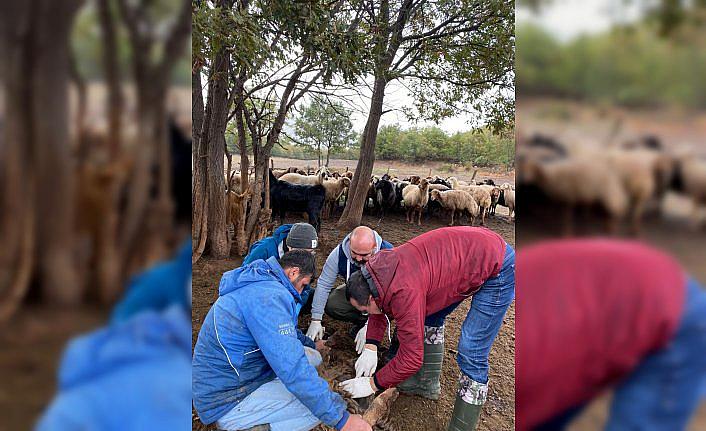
top-left (516, 239), bottom-right (706, 431)
top-left (339, 227), bottom-right (515, 430)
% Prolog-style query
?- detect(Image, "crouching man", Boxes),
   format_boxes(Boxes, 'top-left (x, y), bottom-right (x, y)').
top-left (192, 250), bottom-right (370, 431)
top-left (340, 227), bottom-right (515, 431)
top-left (306, 225), bottom-right (393, 352)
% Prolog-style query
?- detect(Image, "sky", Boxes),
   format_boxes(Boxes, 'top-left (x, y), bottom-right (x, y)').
top-left (516, 0), bottom-right (646, 42)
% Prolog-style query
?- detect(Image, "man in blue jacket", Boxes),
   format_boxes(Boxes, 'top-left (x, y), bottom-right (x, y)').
top-left (305, 226), bottom-right (392, 353)
top-left (242, 222), bottom-right (318, 265)
top-left (192, 250), bottom-right (370, 431)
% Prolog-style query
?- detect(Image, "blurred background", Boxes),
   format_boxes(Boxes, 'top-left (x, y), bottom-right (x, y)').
top-left (516, 0), bottom-right (706, 429)
top-left (0, 0), bottom-right (190, 428)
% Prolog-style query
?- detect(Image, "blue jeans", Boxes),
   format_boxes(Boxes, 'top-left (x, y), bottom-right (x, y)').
top-left (605, 277), bottom-right (706, 431)
top-left (457, 243), bottom-right (516, 385)
top-left (534, 278), bottom-right (706, 431)
top-left (216, 347), bottom-right (323, 431)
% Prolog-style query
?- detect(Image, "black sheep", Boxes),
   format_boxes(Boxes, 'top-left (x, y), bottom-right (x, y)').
top-left (374, 179), bottom-right (396, 217)
top-left (269, 170), bottom-right (326, 231)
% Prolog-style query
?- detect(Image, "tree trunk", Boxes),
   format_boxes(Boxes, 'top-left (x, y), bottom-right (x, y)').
top-left (97, 0), bottom-right (123, 159)
top-left (33, 0), bottom-right (83, 304)
top-left (192, 65), bottom-right (205, 171)
top-left (0, 1), bottom-right (38, 320)
top-left (233, 73), bottom-right (250, 255)
top-left (338, 76), bottom-right (387, 229)
top-left (201, 44), bottom-right (229, 258)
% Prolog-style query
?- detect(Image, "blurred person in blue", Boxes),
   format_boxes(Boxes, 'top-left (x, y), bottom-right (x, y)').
top-left (36, 117), bottom-right (194, 430)
top-left (516, 239), bottom-right (706, 431)
top-left (36, 239), bottom-right (193, 430)
top-left (192, 249), bottom-right (371, 431)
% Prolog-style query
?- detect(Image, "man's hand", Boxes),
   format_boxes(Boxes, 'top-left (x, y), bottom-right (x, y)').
top-left (354, 347), bottom-right (378, 377)
top-left (354, 322), bottom-right (368, 354)
top-left (315, 339), bottom-right (330, 358)
top-left (340, 413), bottom-right (372, 431)
top-left (340, 377), bottom-right (375, 398)
top-left (306, 320), bottom-right (325, 341)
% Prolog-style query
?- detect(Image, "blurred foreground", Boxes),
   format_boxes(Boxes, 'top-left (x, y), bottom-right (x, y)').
top-left (0, 0), bottom-right (191, 429)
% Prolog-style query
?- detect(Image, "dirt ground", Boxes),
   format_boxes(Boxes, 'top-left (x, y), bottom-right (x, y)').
top-left (0, 307), bottom-right (106, 429)
top-left (193, 207), bottom-right (515, 430)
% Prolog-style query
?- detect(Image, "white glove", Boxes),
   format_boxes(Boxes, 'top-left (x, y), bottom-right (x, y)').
top-left (306, 320), bottom-right (325, 341)
top-left (340, 377), bottom-right (375, 398)
top-left (354, 322), bottom-right (368, 354)
top-left (355, 347), bottom-right (378, 377)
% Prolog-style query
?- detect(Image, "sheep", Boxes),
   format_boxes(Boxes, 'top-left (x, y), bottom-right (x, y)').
top-left (599, 148), bottom-right (659, 234)
top-left (446, 176), bottom-right (468, 187)
top-left (374, 179), bottom-right (397, 217)
top-left (521, 156), bottom-right (628, 235)
top-left (496, 187), bottom-right (515, 221)
top-left (670, 155), bottom-right (706, 228)
top-left (430, 177), bottom-right (452, 188)
top-left (392, 180), bottom-right (410, 210)
top-left (402, 178), bottom-right (430, 225)
top-left (322, 177), bottom-right (351, 218)
top-left (427, 183), bottom-right (450, 192)
top-left (226, 187), bottom-right (252, 237)
top-left (279, 170), bottom-right (326, 186)
top-left (269, 170), bottom-right (327, 231)
top-left (430, 189), bottom-right (479, 226)
top-left (448, 178), bottom-right (493, 224)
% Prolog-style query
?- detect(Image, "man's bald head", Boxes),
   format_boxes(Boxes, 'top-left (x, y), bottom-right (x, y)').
top-left (350, 226), bottom-right (377, 265)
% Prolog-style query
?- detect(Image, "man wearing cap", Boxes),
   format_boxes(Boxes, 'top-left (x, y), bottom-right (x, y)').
top-left (340, 226), bottom-right (515, 431)
top-left (305, 226), bottom-right (392, 352)
top-left (243, 222), bottom-right (319, 314)
top-left (193, 250), bottom-right (371, 431)
top-left (243, 222), bottom-right (319, 265)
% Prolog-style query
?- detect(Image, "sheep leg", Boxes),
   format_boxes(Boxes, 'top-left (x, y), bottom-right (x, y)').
top-left (362, 388), bottom-right (399, 426)
top-left (449, 210), bottom-right (455, 226)
top-left (417, 207), bottom-right (422, 226)
top-left (480, 207), bottom-right (486, 226)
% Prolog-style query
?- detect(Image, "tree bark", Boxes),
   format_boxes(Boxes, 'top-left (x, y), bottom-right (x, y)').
top-left (201, 34), bottom-right (230, 258)
top-left (97, 0), bottom-right (123, 159)
top-left (0, 1), bottom-right (37, 320)
top-left (33, 0), bottom-right (83, 304)
top-left (338, 76), bottom-right (386, 229)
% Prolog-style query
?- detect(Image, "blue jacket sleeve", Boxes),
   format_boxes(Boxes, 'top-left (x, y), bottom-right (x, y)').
top-left (297, 328), bottom-right (316, 349)
top-left (239, 291), bottom-right (347, 428)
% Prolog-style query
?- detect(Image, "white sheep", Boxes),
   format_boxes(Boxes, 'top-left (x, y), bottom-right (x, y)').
top-left (279, 170), bottom-right (326, 186)
top-left (402, 178), bottom-right (430, 225)
top-left (449, 178), bottom-right (492, 225)
top-left (496, 187), bottom-right (515, 221)
top-left (430, 189), bottom-right (479, 226)
top-left (522, 156), bottom-right (628, 234)
top-left (322, 177), bottom-right (351, 218)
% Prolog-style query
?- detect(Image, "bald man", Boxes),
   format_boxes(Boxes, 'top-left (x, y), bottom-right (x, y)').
top-left (306, 226), bottom-right (392, 349)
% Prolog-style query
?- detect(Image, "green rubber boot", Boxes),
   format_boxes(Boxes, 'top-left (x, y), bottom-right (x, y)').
top-left (447, 395), bottom-right (482, 430)
top-left (447, 374), bottom-right (488, 431)
top-left (398, 326), bottom-right (444, 400)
